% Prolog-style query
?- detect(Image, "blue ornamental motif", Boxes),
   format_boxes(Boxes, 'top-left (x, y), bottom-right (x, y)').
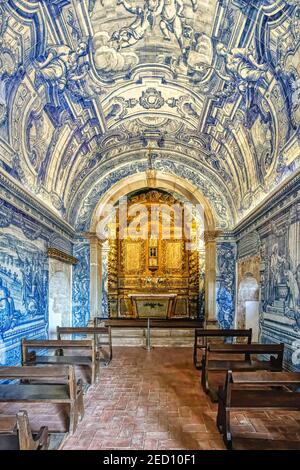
top-left (216, 243), bottom-right (236, 329)
top-left (72, 241), bottom-right (90, 327)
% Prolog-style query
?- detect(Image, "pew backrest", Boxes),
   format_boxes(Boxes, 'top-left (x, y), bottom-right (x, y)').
top-left (195, 328), bottom-right (252, 342)
top-left (22, 338), bottom-right (96, 364)
top-left (207, 342), bottom-right (284, 369)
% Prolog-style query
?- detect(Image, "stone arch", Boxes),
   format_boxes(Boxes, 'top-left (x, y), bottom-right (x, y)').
top-left (87, 171), bottom-right (219, 324)
top-left (90, 171), bottom-right (216, 233)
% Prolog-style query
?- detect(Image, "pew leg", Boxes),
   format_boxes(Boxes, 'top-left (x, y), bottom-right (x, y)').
top-left (96, 359), bottom-right (100, 383)
top-left (91, 363), bottom-right (96, 385)
top-left (216, 400), bottom-right (223, 433)
top-left (109, 328), bottom-right (113, 362)
top-left (201, 361), bottom-right (209, 394)
top-left (69, 401), bottom-right (79, 435)
top-left (223, 409), bottom-right (232, 450)
top-left (193, 342), bottom-right (197, 368)
top-left (78, 392), bottom-right (85, 421)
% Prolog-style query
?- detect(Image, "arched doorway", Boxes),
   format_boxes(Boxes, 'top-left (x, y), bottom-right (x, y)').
top-left (104, 188), bottom-right (204, 319)
top-left (49, 263), bottom-right (72, 338)
top-left (237, 273), bottom-right (260, 341)
top-left (88, 170), bottom-right (218, 325)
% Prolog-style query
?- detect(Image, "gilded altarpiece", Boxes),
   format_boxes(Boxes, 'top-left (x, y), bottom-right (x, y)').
top-left (108, 190), bottom-right (201, 318)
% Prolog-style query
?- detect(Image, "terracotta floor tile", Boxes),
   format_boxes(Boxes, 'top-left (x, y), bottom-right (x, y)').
top-left (1, 347), bottom-right (299, 450)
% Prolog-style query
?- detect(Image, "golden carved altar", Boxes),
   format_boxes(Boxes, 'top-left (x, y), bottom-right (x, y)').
top-left (107, 189), bottom-right (202, 318)
top-left (128, 293), bottom-right (177, 318)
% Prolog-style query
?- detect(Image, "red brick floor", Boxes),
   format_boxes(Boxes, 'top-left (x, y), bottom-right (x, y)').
top-left (1, 347), bottom-right (300, 450)
top-left (62, 347), bottom-right (224, 450)
top-left (62, 347), bottom-right (300, 450)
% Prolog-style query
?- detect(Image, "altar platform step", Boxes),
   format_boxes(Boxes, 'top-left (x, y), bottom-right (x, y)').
top-left (110, 328), bottom-right (194, 347)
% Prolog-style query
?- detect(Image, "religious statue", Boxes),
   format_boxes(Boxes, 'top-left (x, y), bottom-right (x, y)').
top-left (215, 43), bottom-right (268, 108)
top-left (35, 42), bottom-right (89, 91)
top-left (0, 277), bottom-right (15, 335)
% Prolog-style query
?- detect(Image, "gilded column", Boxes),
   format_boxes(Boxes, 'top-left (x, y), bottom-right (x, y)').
top-left (204, 230), bottom-right (220, 326)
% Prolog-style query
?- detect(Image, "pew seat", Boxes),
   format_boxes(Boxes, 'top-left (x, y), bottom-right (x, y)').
top-left (201, 343), bottom-right (284, 400)
top-left (22, 338), bottom-right (99, 384)
top-left (193, 328), bottom-right (252, 369)
top-left (0, 365), bottom-right (84, 434)
top-left (217, 370), bottom-right (300, 449)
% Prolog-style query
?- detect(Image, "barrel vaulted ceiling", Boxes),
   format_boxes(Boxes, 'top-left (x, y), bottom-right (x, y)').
top-left (0, 0), bottom-right (299, 231)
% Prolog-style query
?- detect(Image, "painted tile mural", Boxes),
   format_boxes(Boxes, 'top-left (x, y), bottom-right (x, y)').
top-left (72, 241), bottom-right (90, 327)
top-left (216, 242), bottom-right (236, 330)
top-left (0, 224), bottom-right (48, 365)
top-left (259, 202), bottom-right (300, 370)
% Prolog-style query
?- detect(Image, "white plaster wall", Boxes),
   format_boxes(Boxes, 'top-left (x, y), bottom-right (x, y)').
top-left (48, 259), bottom-right (72, 338)
top-left (245, 300), bottom-right (260, 342)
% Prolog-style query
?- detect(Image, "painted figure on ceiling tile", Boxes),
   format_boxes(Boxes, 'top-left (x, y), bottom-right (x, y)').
top-left (112, 0), bottom-right (163, 49)
top-left (215, 44), bottom-right (268, 84)
top-left (160, 0), bottom-right (197, 49)
top-left (113, 0), bottom-right (197, 50)
top-left (88, 0), bottom-right (104, 15)
top-left (215, 44), bottom-right (268, 108)
top-left (0, 277), bottom-right (15, 334)
top-left (35, 42), bottom-right (89, 91)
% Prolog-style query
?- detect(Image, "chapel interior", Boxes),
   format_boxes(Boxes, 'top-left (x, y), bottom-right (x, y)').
top-left (0, 0), bottom-right (299, 452)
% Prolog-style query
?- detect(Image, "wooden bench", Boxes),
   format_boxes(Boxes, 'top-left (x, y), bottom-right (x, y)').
top-left (193, 328), bottom-right (252, 369)
top-left (22, 338), bottom-right (99, 384)
top-left (201, 343), bottom-right (284, 400)
top-left (57, 325), bottom-right (112, 365)
top-left (0, 410), bottom-right (48, 450)
top-left (217, 370), bottom-right (300, 449)
top-left (0, 365), bottom-right (84, 434)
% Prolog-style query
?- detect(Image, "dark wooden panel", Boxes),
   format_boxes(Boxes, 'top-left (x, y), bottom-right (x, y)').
top-left (0, 366), bottom-right (70, 378)
top-left (232, 371), bottom-right (300, 384)
top-left (24, 356), bottom-right (92, 365)
top-left (0, 384), bottom-right (70, 401)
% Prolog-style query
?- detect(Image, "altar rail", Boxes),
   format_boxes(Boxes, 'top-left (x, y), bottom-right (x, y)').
top-left (103, 319), bottom-right (205, 349)
top-left (104, 319), bottom-right (204, 328)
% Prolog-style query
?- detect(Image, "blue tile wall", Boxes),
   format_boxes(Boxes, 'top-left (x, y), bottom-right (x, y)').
top-left (216, 242), bottom-right (236, 330)
top-left (0, 200), bottom-right (48, 365)
top-left (72, 240), bottom-right (90, 327)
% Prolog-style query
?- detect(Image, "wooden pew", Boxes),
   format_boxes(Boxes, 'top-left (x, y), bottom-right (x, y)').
top-left (0, 410), bottom-right (48, 450)
top-left (217, 370), bottom-right (300, 449)
top-left (193, 329), bottom-right (252, 369)
top-left (201, 343), bottom-right (284, 400)
top-left (0, 365), bottom-right (84, 434)
top-left (57, 325), bottom-right (112, 364)
top-left (22, 338), bottom-right (99, 384)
